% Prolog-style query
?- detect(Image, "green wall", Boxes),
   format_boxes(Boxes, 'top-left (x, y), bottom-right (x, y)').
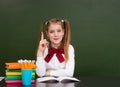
top-left (0, 0), bottom-right (120, 76)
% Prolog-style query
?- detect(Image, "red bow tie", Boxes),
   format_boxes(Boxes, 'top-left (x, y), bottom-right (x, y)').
top-left (44, 47), bottom-right (64, 63)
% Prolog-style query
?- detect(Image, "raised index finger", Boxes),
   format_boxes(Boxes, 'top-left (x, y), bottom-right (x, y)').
top-left (41, 32), bottom-right (44, 40)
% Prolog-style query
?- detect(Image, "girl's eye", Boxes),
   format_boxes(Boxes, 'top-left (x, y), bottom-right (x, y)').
top-left (57, 30), bottom-right (61, 32)
top-left (49, 30), bottom-right (54, 33)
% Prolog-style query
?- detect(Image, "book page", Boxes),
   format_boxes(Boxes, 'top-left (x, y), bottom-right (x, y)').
top-left (37, 76), bottom-right (59, 83)
top-left (58, 77), bottom-right (80, 83)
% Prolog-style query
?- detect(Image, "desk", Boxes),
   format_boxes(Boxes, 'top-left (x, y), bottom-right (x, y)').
top-left (1, 77), bottom-right (120, 87)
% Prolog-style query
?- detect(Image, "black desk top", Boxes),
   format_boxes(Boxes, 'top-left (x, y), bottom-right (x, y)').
top-left (1, 77), bottom-right (120, 87)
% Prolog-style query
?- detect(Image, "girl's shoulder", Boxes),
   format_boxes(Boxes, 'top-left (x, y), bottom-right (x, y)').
top-left (69, 44), bottom-right (74, 50)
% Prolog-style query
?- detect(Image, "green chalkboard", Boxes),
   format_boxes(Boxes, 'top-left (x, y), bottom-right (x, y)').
top-left (0, 0), bottom-right (120, 76)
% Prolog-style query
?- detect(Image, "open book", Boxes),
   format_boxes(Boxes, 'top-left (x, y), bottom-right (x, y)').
top-left (37, 76), bottom-right (80, 83)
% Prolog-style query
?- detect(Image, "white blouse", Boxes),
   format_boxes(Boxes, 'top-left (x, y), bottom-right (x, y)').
top-left (36, 44), bottom-right (75, 77)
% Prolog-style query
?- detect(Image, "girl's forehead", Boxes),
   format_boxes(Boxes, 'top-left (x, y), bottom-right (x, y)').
top-left (48, 23), bottom-right (62, 29)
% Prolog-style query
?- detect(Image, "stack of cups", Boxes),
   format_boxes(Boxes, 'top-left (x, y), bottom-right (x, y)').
top-left (18, 59), bottom-right (35, 86)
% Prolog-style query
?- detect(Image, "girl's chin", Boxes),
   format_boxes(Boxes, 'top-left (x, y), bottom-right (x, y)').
top-left (51, 42), bottom-right (61, 45)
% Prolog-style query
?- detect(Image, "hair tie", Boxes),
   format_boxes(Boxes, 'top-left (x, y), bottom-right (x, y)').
top-left (61, 19), bottom-right (64, 23)
top-left (45, 21), bottom-right (48, 25)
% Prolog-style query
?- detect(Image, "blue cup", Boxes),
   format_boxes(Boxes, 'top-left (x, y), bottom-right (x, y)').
top-left (22, 69), bottom-right (32, 85)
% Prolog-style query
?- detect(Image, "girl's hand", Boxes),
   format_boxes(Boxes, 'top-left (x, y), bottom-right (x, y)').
top-left (45, 71), bottom-right (50, 76)
top-left (37, 32), bottom-right (49, 57)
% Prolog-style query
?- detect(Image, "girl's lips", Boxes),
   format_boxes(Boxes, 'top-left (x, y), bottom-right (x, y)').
top-left (53, 38), bottom-right (59, 40)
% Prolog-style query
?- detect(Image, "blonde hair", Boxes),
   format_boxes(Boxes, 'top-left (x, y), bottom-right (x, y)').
top-left (38, 18), bottom-right (71, 62)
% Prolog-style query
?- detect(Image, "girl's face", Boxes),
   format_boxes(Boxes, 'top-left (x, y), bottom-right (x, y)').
top-left (47, 23), bottom-right (64, 47)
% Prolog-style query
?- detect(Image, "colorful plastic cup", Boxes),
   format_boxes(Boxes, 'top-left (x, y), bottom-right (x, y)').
top-left (22, 69), bottom-right (32, 85)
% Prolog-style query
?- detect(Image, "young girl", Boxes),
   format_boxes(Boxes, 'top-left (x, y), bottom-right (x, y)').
top-left (36, 18), bottom-right (75, 77)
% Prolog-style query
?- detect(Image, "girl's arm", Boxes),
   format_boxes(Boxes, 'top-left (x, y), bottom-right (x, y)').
top-left (36, 48), bottom-right (48, 77)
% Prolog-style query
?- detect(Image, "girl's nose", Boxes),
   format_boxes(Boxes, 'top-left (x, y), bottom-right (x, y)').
top-left (54, 32), bottom-right (58, 36)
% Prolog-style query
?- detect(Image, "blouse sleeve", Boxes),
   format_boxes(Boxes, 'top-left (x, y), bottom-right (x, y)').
top-left (36, 48), bottom-right (48, 77)
top-left (49, 45), bottom-right (75, 77)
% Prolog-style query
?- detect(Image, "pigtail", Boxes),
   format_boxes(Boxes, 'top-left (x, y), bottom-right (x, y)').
top-left (36, 22), bottom-right (45, 57)
top-left (62, 19), bottom-right (71, 62)
top-left (38, 22), bottom-right (44, 44)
